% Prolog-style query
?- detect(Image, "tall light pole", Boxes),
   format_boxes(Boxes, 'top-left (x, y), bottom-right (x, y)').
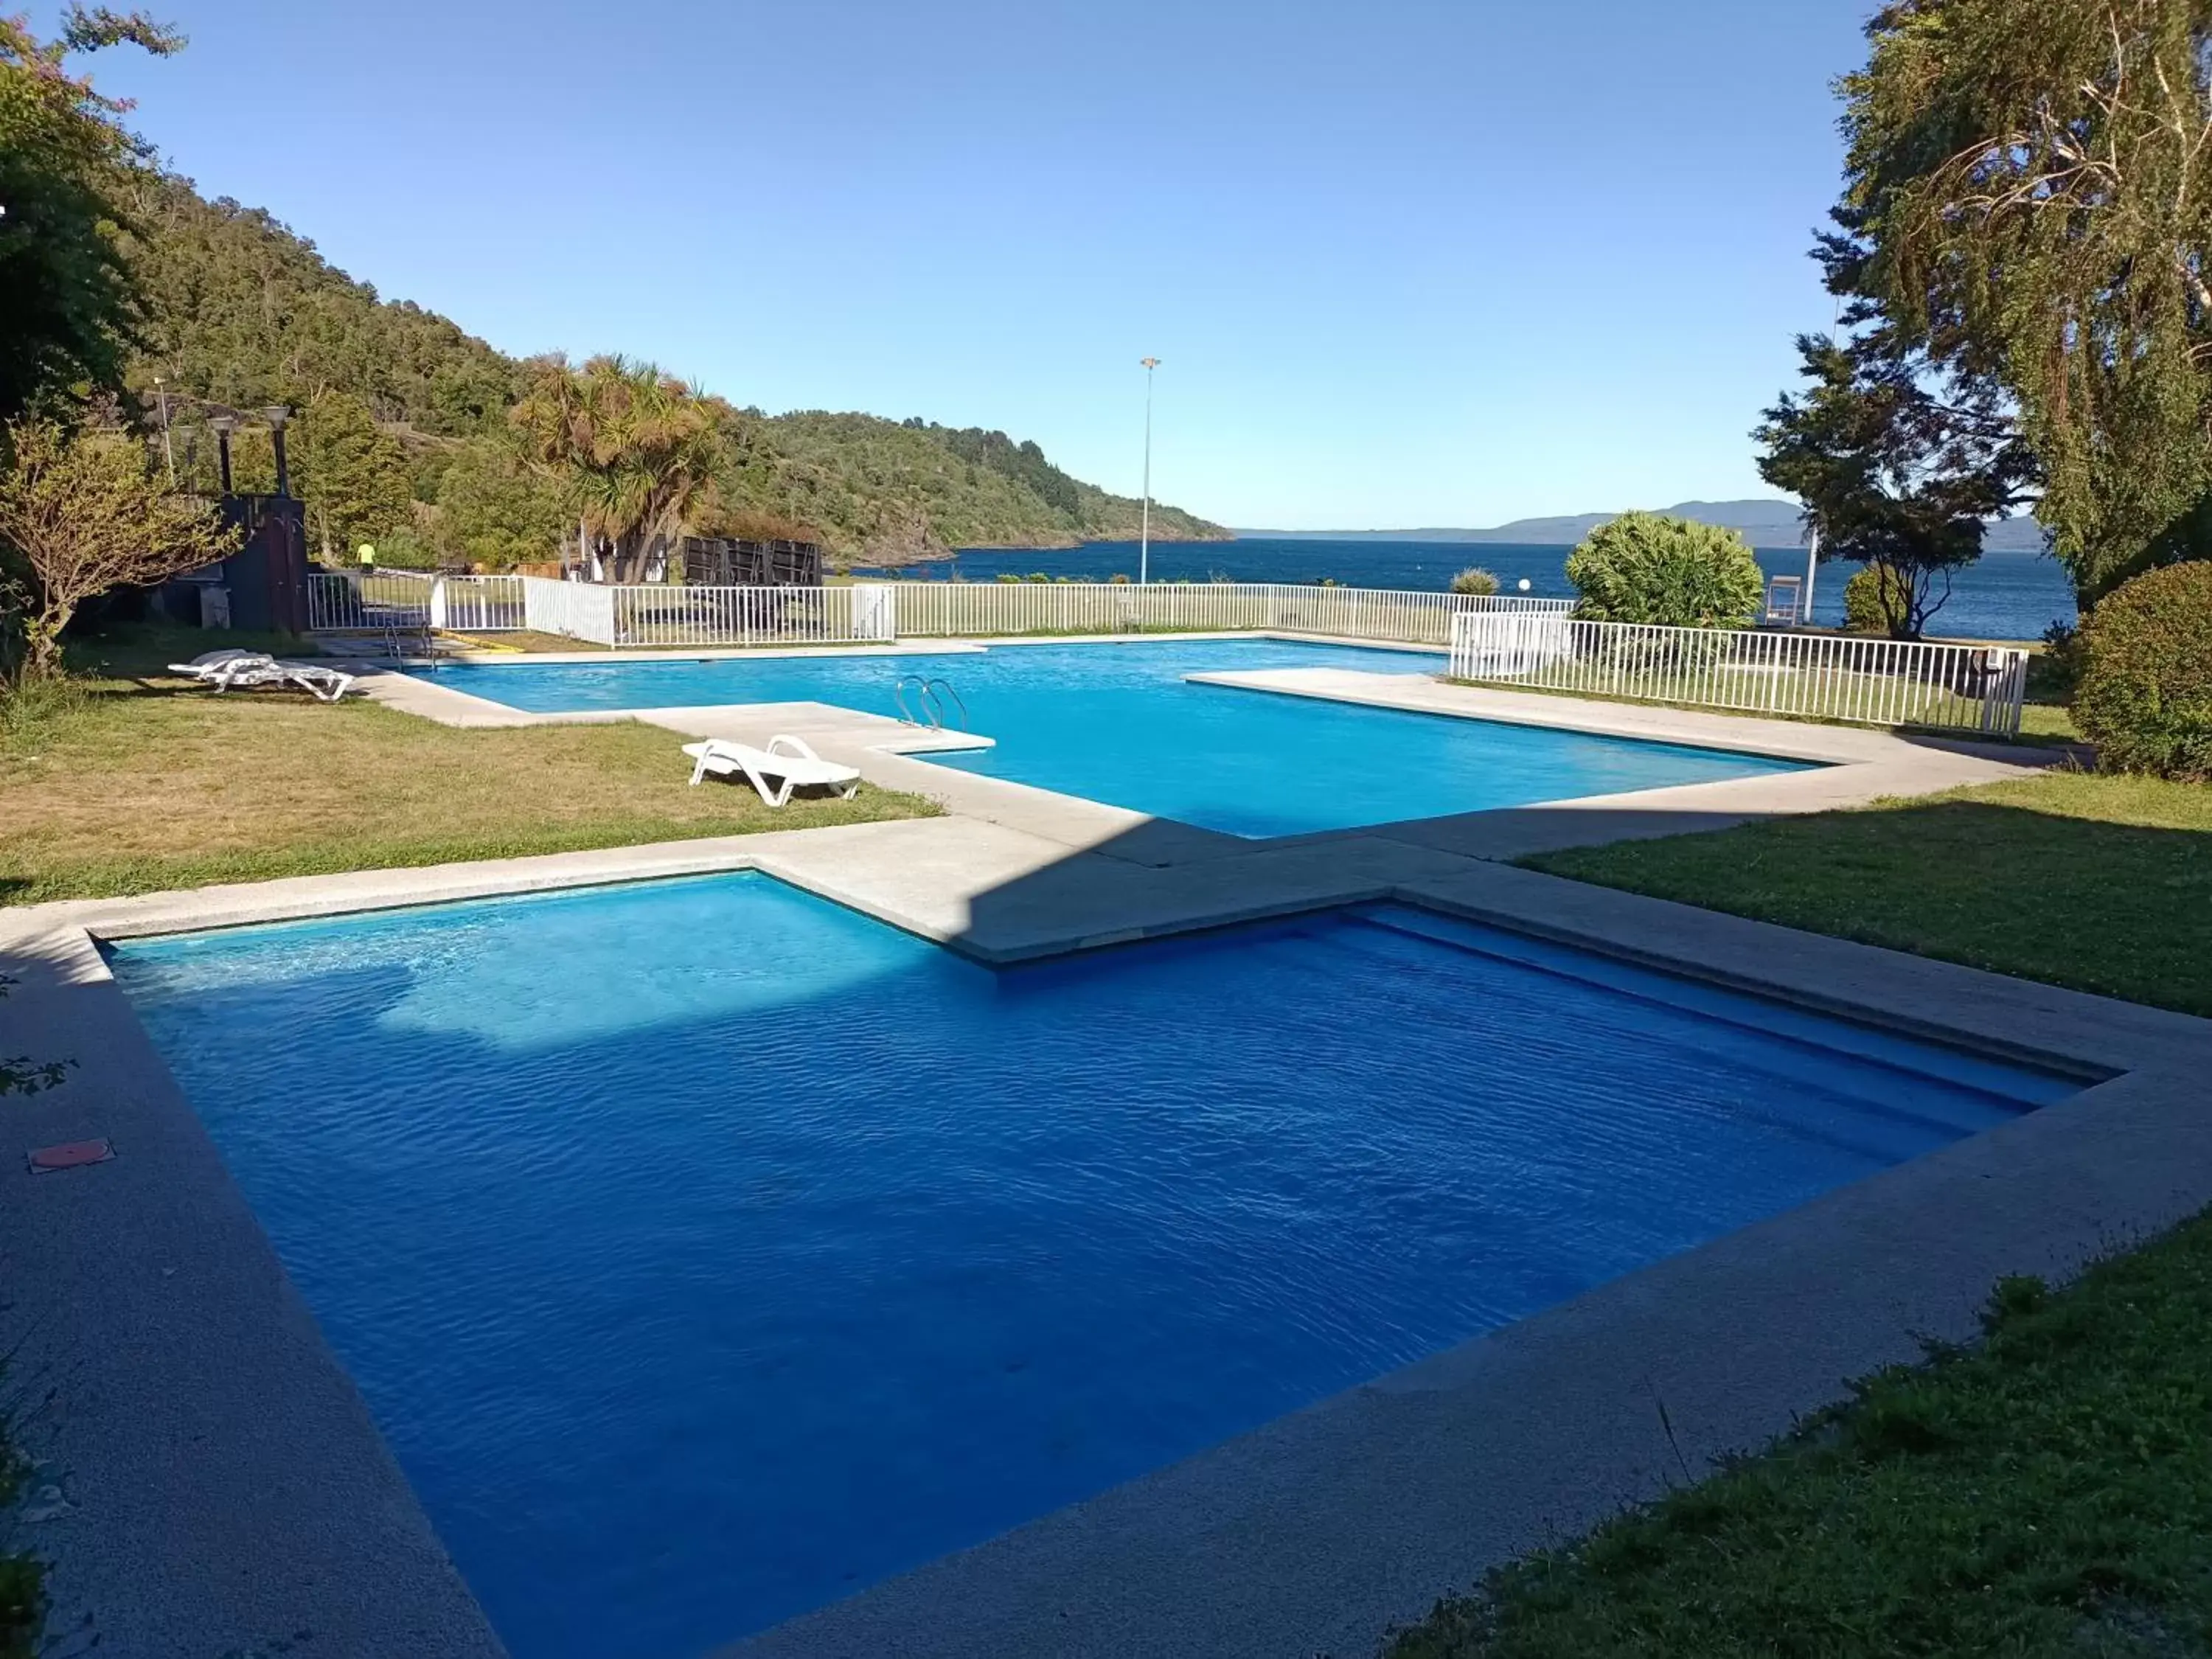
top-left (153, 376), bottom-right (176, 485)
top-left (1138, 357), bottom-right (1160, 585)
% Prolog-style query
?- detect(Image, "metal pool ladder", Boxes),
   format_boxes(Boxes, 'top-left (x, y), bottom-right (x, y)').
top-left (893, 675), bottom-right (969, 731)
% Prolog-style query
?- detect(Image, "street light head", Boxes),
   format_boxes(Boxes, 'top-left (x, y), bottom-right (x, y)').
top-left (261, 404), bottom-right (292, 430)
top-left (1140, 357), bottom-right (1160, 369)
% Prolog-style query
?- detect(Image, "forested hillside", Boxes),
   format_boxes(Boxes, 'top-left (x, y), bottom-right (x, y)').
top-left (117, 176), bottom-right (1224, 565)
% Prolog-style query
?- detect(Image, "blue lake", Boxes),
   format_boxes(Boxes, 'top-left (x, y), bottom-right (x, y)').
top-left (858, 538), bottom-right (2077, 643)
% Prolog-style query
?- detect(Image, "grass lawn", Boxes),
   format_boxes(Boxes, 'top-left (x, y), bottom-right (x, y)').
top-left (0, 625), bottom-right (936, 905)
top-left (1389, 1210), bottom-right (2212, 1658)
top-left (1525, 771), bottom-right (2212, 1018)
top-left (1377, 768), bottom-right (2212, 1655)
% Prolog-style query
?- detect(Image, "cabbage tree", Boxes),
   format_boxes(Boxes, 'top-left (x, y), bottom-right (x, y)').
top-left (512, 356), bottom-right (723, 582)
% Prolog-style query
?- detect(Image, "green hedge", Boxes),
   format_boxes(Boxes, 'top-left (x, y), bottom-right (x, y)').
top-left (2073, 562), bottom-right (2212, 781)
top-left (1565, 512), bottom-right (1763, 628)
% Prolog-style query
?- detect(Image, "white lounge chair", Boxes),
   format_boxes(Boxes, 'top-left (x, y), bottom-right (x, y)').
top-left (270, 660), bottom-right (356, 701)
top-left (167, 648), bottom-right (274, 685)
top-left (681, 737), bottom-right (862, 806)
top-left (165, 650), bottom-right (354, 701)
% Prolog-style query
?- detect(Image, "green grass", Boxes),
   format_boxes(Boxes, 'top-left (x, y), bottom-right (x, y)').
top-left (0, 624), bottom-right (938, 905)
top-left (1373, 770), bottom-right (2212, 1653)
top-left (1524, 771), bottom-right (2212, 1017)
top-left (1389, 1210), bottom-right (2212, 1658)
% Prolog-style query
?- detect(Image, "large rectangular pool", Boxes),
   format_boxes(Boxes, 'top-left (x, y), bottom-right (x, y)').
top-left (419, 639), bottom-right (1811, 837)
top-left (111, 874), bottom-right (2070, 1658)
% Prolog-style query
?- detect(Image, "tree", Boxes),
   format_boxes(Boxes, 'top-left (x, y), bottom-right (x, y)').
top-left (1829, 0), bottom-right (2212, 604)
top-left (1565, 512), bottom-right (1766, 627)
top-left (512, 356), bottom-right (722, 581)
top-left (435, 438), bottom-right (567, 568)
top-left (292, 392), bottom-right (411, 557)
top-left (0, 417), bottom-right (239, 677)
top-left (0, 7), bottom-right (182, 418)
top-left (1756, 334), bottom-right (2035, 638)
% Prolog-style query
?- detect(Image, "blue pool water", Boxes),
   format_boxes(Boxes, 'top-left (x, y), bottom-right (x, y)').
top-left (111, 876), bottom-right (2072, 1658)
top-left (421, 639), bottom-right (1809, 838)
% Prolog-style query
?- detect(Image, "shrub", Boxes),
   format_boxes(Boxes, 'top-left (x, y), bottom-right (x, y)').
top-left (1565, 512), bottom-right (1764, 628)
top-left (1843, 564), bottom-right (1914, 634)
top-left (2029, 619), bottom-right (2084, 703)
top-left (2073, 562), bottom-right (2212, 781)
top-left (369, 528), bottom-right (439, 569)
top-left (1448, 566), bottom-right (1500, 597)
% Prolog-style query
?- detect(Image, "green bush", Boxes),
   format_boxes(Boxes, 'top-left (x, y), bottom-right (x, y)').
top-left (1565, 512), bottom-right (1764, 628)
top-left (2073, 563), bottom-right (2212, 781)
top-left (1843, 563), bottom-right (1912, 634)
top-left (1448, 566), bottom-right (1499, 597)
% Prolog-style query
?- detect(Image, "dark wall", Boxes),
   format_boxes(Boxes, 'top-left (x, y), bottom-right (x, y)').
top-left (161, 495), bottom-right (310, 633)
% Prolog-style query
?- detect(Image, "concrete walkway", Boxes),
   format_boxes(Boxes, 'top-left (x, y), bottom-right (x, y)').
top-left (3, 640), bottom-right (2142, 1659)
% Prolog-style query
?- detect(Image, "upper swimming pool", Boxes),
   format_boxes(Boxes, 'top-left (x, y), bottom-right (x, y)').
top-left (110, 873), bottom-right (2072, 1659)
top-left (418, 639), bottom-right (1811, 837)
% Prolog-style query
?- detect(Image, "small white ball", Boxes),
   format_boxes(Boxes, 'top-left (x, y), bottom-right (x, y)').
top-left (1517, 577), bottom-right (1531, 591)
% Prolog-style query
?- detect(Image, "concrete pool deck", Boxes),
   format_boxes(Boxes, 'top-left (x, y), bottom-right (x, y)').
top-left (7, 639), bottom-right (2194, 1659)
top-left (357, 637), bottom-right (2056, 864)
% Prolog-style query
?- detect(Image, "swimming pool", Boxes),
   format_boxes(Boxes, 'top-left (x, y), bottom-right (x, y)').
top-left (111, 874), bottom-right (2069, 1659)
top-left (421, 639), bottom-right (1810, 837)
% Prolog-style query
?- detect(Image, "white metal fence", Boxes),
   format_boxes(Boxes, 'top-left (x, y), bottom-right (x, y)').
top-left (306, 568), bottom-right (433, 630)
top-left (879, 581), bottom-right (1570, 644)
top-left (307, 571), bottom-right (1572, 650)
top-left (1449, 611), bottom-right (2029, 737)
top-left (306, 570), bottom-right (526, 633)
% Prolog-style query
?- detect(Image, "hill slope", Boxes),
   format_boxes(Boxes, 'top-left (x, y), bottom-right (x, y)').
top-left (118, 176), bottom-right (1225, 561)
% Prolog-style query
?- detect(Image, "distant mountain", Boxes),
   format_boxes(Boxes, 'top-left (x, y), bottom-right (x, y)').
top-left (1238, 498), bottom-right (2052, 554)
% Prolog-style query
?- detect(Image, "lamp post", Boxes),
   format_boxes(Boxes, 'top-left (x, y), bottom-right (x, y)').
top-left (153, 377), bottom-right (176, 485)
top-left (262, 405), bottom-right (293, 498)
top-left (207, 414), bottom-right (237, 496)
top-left (1138, 357), bottom-right (1160, 585)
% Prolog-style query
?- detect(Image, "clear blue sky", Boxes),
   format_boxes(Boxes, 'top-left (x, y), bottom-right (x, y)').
top-left (77, 1), bottom-right (1873, 529)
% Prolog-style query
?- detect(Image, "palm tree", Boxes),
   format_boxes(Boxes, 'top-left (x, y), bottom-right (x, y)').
top-left (512, 355), bottom-right (723, 582)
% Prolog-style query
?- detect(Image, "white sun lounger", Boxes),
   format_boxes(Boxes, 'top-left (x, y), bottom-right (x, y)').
top-left (167, 648), bottom-right (274, 685)
top-left (268, 660), bottom-right (356, 701)
top-left (165, 650), bottom-right (355, 701)
top-left (681, 737), bottom-right (862, 806)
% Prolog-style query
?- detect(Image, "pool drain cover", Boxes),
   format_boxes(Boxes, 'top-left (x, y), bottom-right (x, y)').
top-left (27, 1139), bottom-right (113, 1173)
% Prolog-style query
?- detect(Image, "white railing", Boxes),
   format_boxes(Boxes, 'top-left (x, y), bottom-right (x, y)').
top-left (310, 571), bottom-right (1573, 651)
top-left (307, 570), bottom-right (526, 633)
top-left (306, 568), bottom-right (434, 630)
top-left (437, 574), bottom-right (526, 633)
top-left (603, 582), bottom-right (891, 647)
top-left (1449, 611), bottom-right (2029, 737)
top-left (884, 582), bottom-right (1570, 644)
